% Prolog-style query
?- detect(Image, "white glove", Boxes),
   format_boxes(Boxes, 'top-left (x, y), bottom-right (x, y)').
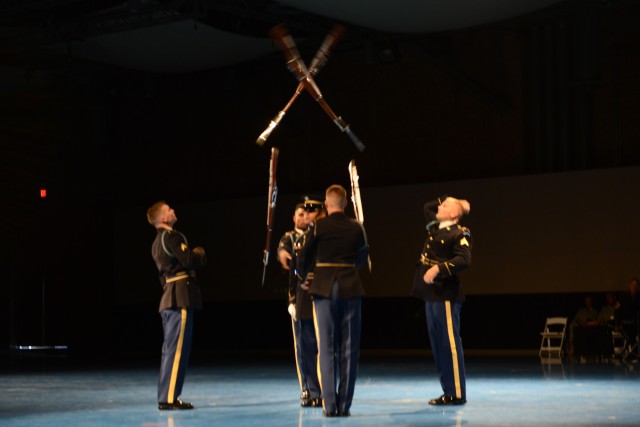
top-left (288, 303), bottom-right (297, 321)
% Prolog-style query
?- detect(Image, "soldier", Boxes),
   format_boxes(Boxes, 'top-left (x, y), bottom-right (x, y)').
top-left (147, 201), bottom-right (207, 410)
top-left (412, 196), bottom-right (471, 406)
top-left (277, 198), bottom-right (324, 407)
top-left (299, 185), bottom-right (369, 417)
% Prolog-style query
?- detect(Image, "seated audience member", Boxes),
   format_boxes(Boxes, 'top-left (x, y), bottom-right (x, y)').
top-left (570, 295), bottom-right (607, 360)
top-left (597, 293), bottom-right (618, 326)
top-left (571, 295), bottom-right (599, 329)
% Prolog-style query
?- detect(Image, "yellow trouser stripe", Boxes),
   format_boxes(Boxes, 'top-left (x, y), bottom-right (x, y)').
top-left (311, 303), bottom-right (325, 411)
top-left (291, 317), bottom-right (303, 390)
top-left (167, 308), bottom-right (187, 404)
top-left (445, 301), bottom-right (462, 399)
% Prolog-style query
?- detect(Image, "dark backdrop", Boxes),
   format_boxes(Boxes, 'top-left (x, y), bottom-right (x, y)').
top-left (3, 4), bottom-right (640, 361)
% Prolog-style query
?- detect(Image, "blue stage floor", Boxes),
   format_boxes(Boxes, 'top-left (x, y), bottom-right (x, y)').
top-left (1, 355), bottom-right (639, 426)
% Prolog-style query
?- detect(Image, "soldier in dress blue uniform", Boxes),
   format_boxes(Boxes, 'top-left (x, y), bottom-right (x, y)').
top-left (147, 201), bottom-right (207, 410)
top-left (277, 199), bottom-right (324, 407)
top-left (412, 196), bottom-right (471, 406)
top-left (299, 185), bottom-right (369, 417)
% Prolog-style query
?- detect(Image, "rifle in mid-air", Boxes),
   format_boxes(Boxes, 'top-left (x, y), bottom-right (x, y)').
top-left (268, 24), bottom-right (365, 152)
top-left (256, 24), bottom-right (345, 146)
top-left (262, 147), bottom-right (279, 286)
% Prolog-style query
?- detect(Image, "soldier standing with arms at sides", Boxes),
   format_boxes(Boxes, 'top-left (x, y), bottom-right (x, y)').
top-left (147, 201), bottom-right (207, 410)
top-left (299, 185), bottom-right (369, 417)
top-left (412, 196), bottom-right (471, 406)
top-left (277, 198), bottom-right (324, 407)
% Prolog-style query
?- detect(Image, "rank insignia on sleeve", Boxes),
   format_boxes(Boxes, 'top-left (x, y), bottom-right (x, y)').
top-left (181, 243), bottom-right (187, 252)
top-left (460, 237), bottom-right (469, 247)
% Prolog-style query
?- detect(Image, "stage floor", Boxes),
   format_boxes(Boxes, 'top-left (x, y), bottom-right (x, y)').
top-left (1, 355), bottom-right (639, 426)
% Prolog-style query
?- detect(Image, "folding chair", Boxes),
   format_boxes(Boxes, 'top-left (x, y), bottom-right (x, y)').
top-left (612, 330), bottom-right (626, 357)
top-left (539, 317), bottom-right (568, 357)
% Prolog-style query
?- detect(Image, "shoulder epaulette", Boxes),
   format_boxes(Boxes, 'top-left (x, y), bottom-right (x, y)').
top-left (458, 225), bottom-right (471, 237)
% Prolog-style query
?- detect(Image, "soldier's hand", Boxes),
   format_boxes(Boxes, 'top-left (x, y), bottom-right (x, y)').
top-left (423, 265), bottom-right (440, 284)
top-left (278, 249), bottom-right (292, 270)
top-left (192, 246), bottom-right (207, 266)
top-left (460, 199), bottom-right (471, 215)
top-left (288, 303), bottom-right (297, 321)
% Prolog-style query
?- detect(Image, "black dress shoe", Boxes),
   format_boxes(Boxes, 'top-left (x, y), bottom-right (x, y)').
top-left (323, 410), bottom-right (338, 417)
top-left (428, 394), bottom-right (466, 406)
top-left (337, 410), bottom-right (350, 417)
top-left (158, 398), bottom-right (194, 410)
top-left (301, 397), bottom-right (322, 407)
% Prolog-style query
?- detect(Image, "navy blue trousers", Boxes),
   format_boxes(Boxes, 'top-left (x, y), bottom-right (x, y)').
top-left (425, 300), bottom-right (466, 400)
top-left (291, 317), bottom-right (321, 399)
top-left (313, 283), bottom-right (362, 414)
top-left (158, 307), bottom-right (194, 404)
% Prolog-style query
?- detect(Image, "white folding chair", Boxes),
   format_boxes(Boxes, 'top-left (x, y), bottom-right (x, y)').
top-left (539, 317), bottom-right (568, 357)
top-left (612, 330), bottom-right (626, 357)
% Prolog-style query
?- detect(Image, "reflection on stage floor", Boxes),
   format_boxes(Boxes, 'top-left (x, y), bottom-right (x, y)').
top-left (2, 354), bottom-right (639, 427)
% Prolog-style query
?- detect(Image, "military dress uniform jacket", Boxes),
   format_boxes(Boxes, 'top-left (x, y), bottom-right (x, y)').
top-left (411, 198), bottom-right (472, 302)
top-left (278, 229), bottom-right (314, 320)
top-left (152, 228), bottom-right (204, 312)
top-left (299, 212), bottom-right (369, 299)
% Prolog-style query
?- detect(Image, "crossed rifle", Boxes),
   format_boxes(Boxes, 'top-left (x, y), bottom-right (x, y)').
top-left (256, 24), bottom-right (365, 152)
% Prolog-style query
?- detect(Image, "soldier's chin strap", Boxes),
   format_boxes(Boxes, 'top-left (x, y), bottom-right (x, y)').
top-left (426, 220), bottom-right (439, 232)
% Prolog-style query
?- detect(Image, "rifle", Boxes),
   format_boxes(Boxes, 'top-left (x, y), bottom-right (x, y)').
top-left (262, 147), bottom-right (279, 286)
top-left (269, 24), bottom-right (365, 152)
top-left (348, 160), bottom-right (371, 271)
top-left (349, 160), bottom-right (364, 223)
top-left (256, 24), bottom-right (345, 146)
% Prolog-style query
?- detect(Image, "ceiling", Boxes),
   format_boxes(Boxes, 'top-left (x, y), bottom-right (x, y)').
top-left (277, 0), bottom-right (564, 33)
top-left (0, 0), bottom-right (571, 75)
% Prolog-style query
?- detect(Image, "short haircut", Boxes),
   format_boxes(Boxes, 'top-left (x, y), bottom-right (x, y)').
top-left (147, 200), bottom-right (166, 225)
top-left (326, 184), bottom-right (347, 209)
top-left (447, 197), bottom-right (470, 220)
top-left (451, 200), bottom-right (464, 219)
